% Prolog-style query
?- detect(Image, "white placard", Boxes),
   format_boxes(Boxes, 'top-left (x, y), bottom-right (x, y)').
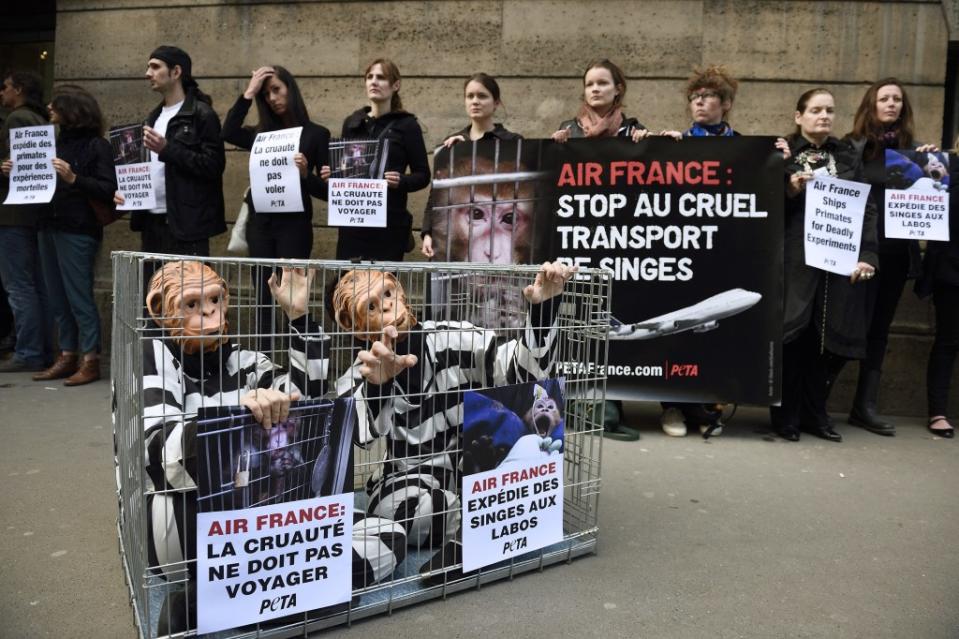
top-left (196, 494), bottom-right (353, 634)
top-left (884, 152), bottom-right (950, 241)
top-left (804, 175), bottom-right (870, 275)
top-left (249, 127), bottom-right (303, 213)
top-left (114, 162), bottom-right (157, 210)
top-left (327, 178), bottom-right (387, 227)
top-left (4, 125), bottom-right (56, 205)
top-left (461, 456), bottom-right (563, 572)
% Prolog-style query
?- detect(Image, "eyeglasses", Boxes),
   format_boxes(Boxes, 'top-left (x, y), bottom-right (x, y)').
top-left (688, 91), bottom-right (720, 102)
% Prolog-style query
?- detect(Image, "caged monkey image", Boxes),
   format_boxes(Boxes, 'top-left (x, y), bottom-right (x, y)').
top-left (230, 418), bottom-right (306, 505)
top-left (331, 262), bottom-right (575, 575)
top-left (135, 261), bottom-right (406, 634)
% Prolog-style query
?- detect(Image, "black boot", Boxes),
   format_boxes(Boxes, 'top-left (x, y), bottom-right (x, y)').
top-left (848, 369), bottom-right (895, 436)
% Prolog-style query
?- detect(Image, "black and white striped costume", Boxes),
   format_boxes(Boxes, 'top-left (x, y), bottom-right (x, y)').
top-left (141, 316), bottom-right (406, 587)
top-left (344, 302), bottom-right (559, 548)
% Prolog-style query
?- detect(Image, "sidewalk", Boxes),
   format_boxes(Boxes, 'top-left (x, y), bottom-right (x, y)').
top-left (1, 375), bottom-right (956, 638)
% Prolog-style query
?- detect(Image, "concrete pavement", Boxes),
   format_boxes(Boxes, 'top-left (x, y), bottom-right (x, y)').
top-left (1, 375), bottom-right (956, 638)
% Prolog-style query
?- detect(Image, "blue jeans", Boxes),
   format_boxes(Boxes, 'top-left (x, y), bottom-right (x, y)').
top-left (38, 230), bottom-right (102, 355)
top-left (0, 226), bottom-right (51, 365)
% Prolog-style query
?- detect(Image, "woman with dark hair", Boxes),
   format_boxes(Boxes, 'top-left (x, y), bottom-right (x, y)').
top-left (4, 85), bottom-right (115, 385)
top-left (422, 72), bottom-right (522, 259)
top-left (772, 88), bottom-right (878, 442)
top-left (551, 59), bottom-right (648, 142)
top-left (843, 78), bottom-right (939, 436)
top-left (321, 58), bottom-right (430, 261)
top-left (222, 65), bottom-right (330, 348)
top-left (915, 135), bottom-right (959, 438)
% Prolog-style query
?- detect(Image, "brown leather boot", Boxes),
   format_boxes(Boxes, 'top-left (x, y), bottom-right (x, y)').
top-left (64, 358), bottom-right (100, 386)
top-left (33, 352), bottom-right (79, 381)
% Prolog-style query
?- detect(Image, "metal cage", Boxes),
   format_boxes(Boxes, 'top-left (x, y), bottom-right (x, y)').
top-left (112, 252), bottom-right (610, 638)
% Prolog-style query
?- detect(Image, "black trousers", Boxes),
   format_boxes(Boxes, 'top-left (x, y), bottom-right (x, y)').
top-left (927, 280), bottom-right (959, 417)
top-left (862, 250), bottom-right (910, 372)
top-left (246, 213), bottom-right (313, 352)
top-left (139, 215), bottom-right (211, 284)
top-left (771, 325), bottom-right (847, 430)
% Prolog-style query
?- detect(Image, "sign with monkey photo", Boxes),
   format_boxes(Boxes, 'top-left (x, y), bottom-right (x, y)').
top-left (460, 379), bottom-right (565, 572)
top-left (194, 399), bottom-right (354, 633)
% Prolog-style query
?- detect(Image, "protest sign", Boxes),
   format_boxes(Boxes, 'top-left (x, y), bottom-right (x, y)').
top-left (461, 380), bottom-right (565, 572)
top-left (110, 123), bottom-right (156, 211)
top-left (249, 126), bottom-right (303, 213)
top-left (884, 150), bottom-right (951, 241)
top-left (804, 175), bottom-right (870, 275)
top-left (327, 178), bottom-right (387, 227)
top-left (4, 125), bottom-right (56, 204)
top-left (195, 399), bottom-right (355, 633)
top-left (544, 137), bottom-right (783, 404)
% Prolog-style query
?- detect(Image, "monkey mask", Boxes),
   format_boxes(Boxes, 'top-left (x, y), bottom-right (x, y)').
top-left (146, 261), bottom-right (230, 355)
top-left (331, 270), bottom-right (416, 342)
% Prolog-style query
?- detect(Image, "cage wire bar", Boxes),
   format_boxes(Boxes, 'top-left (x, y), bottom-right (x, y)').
top-left (112, 252), bottom-right (610, 638)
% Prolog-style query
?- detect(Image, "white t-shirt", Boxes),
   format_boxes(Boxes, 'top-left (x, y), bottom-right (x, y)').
top-left (149, 99), bottom-right (184, 214)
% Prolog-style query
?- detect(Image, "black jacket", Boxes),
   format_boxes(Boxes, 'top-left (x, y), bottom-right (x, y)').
top-left (916, 154), bottom-right (959, 294)
top-left (783, 135), bottom-right (878, 358)
top-left (557, 114), bottom-right (644, 139)
top-left (38, 129), bottom-right (116, 239)
top-left (221, 95), bottom-right (330, 219)
top-left (336, 107), bottom-right (430, 259)
top-left (130, 90), bottom-right (226, 242)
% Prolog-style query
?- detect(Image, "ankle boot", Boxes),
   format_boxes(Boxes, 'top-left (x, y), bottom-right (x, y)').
top-left (32, 352), bottom-right (79, 381)
top-left (848, 369), bottom-right (895, 435)
top-left (64, 358), bottom-right (100, 386)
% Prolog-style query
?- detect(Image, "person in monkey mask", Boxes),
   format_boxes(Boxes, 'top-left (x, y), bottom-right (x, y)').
top-left (330, 261), bottom-right (576, 574)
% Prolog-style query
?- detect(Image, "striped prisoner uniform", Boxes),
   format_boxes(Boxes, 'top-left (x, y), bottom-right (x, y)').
top-left (141, 316), bottom-right (405, 588)
top-left (346, 301), bottom-right (560, 548)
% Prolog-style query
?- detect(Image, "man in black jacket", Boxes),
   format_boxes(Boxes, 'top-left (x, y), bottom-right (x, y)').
top-left (123, 46), bottom-right (226, 257)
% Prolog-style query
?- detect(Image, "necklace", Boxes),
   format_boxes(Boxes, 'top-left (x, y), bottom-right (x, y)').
top-left (794, 147), bottom-right (837, 176)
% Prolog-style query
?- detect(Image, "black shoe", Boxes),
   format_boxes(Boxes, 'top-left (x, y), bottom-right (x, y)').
top-left (802, 424), bottom-right (842, 442)
top-left (927, 417), bottom-right (955, 439)
top-left (0, 357), bottom-right (45, 373)
top-left (849, 370), bottom-right (895, 436)
top-left (778, 424), bottom-right (801, 442)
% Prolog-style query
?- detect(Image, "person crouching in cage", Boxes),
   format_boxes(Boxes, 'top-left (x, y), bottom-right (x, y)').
top-left (137, 261), bottom-right (406, 633)
top-left (330, 262), bottom-right (575, 572)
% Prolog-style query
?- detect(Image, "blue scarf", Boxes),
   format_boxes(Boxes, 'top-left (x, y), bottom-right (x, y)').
top-left (684, 121), bottom-right (735, 137)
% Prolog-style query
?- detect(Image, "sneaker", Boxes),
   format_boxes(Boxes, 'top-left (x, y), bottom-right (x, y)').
top-left (661, 407), bottom-right (687, 437)
top-left (699, 423), bottom-right (723, 437)
top-left (0, 357), bottom-right (45, 373)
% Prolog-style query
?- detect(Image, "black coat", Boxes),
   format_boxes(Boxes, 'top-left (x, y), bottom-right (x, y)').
top-left (38, 129), bottom-right (116, 239)
top-left (916, 154), bottom-right (959, 294)
top-left (221, 95), bottom-right (330, 219)
top-left (336, 107), bottom-right (430, 260)
top-left (783, 135), bottom-right (878, 359)
top-left (130, 90), bottom-right (226, 242)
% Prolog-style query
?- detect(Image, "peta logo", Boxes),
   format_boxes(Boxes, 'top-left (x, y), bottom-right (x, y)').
top-left (669, 363), bottom-right (699, 377)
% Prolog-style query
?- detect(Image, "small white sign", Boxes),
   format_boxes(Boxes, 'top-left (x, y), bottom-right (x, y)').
top-left (4, 125), bottom-right (56, 205)
top-left (114, 162), bottom-right (157, 210)
top-left (883, 151), bottom-right (950, 241)
top-left (461, 456), bottom-right (563, 572)
top-left (249, 127), bottom-right (303, 213)
top-left (196, 494), bottom-right (353, 634)
top-left (804, 175), bottom-right (870, 276)
top-left (327, 178), bottom-right (387, 227)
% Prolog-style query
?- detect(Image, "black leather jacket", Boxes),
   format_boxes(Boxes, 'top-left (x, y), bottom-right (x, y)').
top-left (130, 90), bottom-right (226, 242)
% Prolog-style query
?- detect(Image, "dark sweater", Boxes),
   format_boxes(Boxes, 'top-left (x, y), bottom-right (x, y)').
top-left (38, 130), bottom-right (116, 239)
top-left (221, 95), bottom-right (330, 218)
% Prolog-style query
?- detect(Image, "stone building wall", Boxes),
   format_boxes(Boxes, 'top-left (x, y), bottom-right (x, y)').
top-left (53, 0), bottom-right (953, 415)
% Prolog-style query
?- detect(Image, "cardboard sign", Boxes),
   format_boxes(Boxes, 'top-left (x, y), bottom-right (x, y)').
top-left (249, 127), bottom-right (303, 213)
top-left (327, 178), bottom-right (387, 227)
top-left (4, 125), bottom-right (56, 204)
top-left (804, 175), bottom-right (870, 275)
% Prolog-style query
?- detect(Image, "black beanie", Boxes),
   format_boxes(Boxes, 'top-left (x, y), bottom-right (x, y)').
top-left (149, 46), bottom-right (198, 91)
